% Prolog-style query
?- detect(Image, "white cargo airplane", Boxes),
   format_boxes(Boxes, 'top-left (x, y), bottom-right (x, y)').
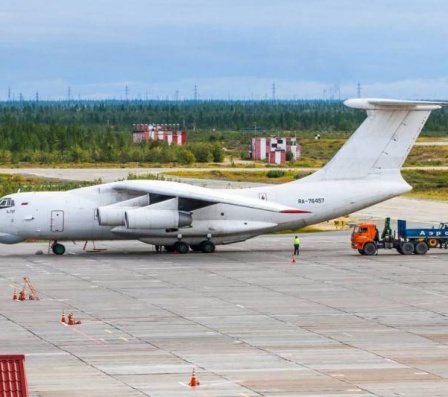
top-left (0, 98), bottom-right (445, 255)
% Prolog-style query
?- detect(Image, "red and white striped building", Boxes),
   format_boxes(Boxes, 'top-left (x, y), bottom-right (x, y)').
top-left (132, 124), bottom-right (187, 145)
top-left (251, 137), bottom-right (301, 165)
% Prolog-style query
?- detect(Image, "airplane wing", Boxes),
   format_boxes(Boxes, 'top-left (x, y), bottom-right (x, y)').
top-left (112, 180), bottom-right (309, 214)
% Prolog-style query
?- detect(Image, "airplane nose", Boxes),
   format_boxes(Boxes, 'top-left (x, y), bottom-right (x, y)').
top-left (0, 233), bottom-right (25, 244)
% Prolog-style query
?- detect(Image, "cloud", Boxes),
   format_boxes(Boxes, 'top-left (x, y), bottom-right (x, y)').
top-left (2, 1), bottom-right (448, 100)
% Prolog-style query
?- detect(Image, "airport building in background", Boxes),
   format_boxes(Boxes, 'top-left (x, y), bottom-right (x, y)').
top-left (251, 137), bottom-right (301, 164)
top-left (132, 124), bottom-right (187, 145)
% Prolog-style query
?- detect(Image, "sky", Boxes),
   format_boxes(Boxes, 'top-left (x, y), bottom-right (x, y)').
top-left (1, 0), bottom-right (448, 101)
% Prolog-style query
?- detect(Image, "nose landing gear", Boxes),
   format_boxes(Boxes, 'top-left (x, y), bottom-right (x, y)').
top-left (51, 241), bottom-right (66, 255)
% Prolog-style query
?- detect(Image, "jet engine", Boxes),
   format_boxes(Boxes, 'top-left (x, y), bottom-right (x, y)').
top-left (97, 207), bottom-right (127, 226)
top-left (97, 195), bottom-right (150, 226)
top-left (125, 209), bottom-right (192, 229)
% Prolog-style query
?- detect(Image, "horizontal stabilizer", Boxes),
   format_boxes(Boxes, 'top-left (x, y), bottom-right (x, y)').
top-left (345, 98), bottom-right (448, 111)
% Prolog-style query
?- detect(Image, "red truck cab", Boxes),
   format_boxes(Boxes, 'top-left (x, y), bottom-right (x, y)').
top-left (351, 223), bottom-right (380, 255)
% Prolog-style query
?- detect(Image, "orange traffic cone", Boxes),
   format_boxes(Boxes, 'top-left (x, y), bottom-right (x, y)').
top-left (189, 368), bottom-right (200, 387)
top-left (61, 310), bottom-right (66, 323)
top-left (68, 312), bottom-right (75, 325)
top-left (18, 288), bottom-right (26, 301)
top-left (12, 288), bottom-right (17, 300)
top-left (291, 255), bottom-right (296, 263)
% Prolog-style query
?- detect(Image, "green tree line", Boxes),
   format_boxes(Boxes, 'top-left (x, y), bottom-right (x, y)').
top-left (0, 99), bottom-right (447, 164)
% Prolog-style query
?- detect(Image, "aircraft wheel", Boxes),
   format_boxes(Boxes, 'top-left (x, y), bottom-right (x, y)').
top-left (174, 241), bottom-right (189, 254)
top-left (414, 241), bottom-right (428, 255)
top-left (52, 243), bottom-right (66, 255)
top-left (428, 238), bottom-right (438, 248)
top-left (400, 241), bottom-right (414, 255)
top-left (200, 240), bottom-right (215, 253)
top-left (362, 242), bottom-right (376, 256)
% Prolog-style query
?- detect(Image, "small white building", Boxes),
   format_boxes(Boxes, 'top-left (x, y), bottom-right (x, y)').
top-left (132, 124), bottom-right (186, 145)
top-left (251, 137), bottom-right (301, 164)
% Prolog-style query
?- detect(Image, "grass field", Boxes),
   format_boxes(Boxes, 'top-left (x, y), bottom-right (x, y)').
top-left (1, 167), bottom-right (446, 202)
top-left (0, 136), bottom-right (447, 200)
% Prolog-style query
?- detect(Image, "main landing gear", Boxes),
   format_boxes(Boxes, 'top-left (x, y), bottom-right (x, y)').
top-left (164, 240), bottom-right (216, 254)
top-left (51, 241), bottom-right (66, 255)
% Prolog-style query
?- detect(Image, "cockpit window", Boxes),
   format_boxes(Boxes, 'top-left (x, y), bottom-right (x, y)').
top-left (0, 198), bottom-right (14, 209)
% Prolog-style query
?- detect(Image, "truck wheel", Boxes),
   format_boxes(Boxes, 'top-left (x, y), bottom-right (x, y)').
top-left (400, 241), bottom-right (414, 255)
top-left (414, 241), bottom-right (428, 255)
top-left (396, 246), bottom-right (403, 254)
top-left (428, 238), bottom-right (438, 248)
top-left (362, 242), bottom-right (376, 256)
top-left (358, 249), bottom-right (365, 255)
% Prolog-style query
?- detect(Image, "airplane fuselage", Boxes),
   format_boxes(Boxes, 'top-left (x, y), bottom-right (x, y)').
top-left (0, 177), bottom-right (409, 247)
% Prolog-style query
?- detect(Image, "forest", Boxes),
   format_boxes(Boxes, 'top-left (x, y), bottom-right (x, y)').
top-left (0, 99), bottom-right (447, 164)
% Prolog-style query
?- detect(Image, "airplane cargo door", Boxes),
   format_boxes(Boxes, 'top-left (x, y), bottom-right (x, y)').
top-left (51, 210), bottom-right (64, 232)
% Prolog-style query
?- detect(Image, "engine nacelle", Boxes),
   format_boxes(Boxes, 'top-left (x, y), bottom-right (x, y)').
top-left (97, 207), bottom-right (127, 226)
top-left (125, 209), bottom-right (192, 229)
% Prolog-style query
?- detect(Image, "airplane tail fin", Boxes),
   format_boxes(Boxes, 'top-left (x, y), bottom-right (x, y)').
top-left (305, 98), bottom-right (446, 182)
